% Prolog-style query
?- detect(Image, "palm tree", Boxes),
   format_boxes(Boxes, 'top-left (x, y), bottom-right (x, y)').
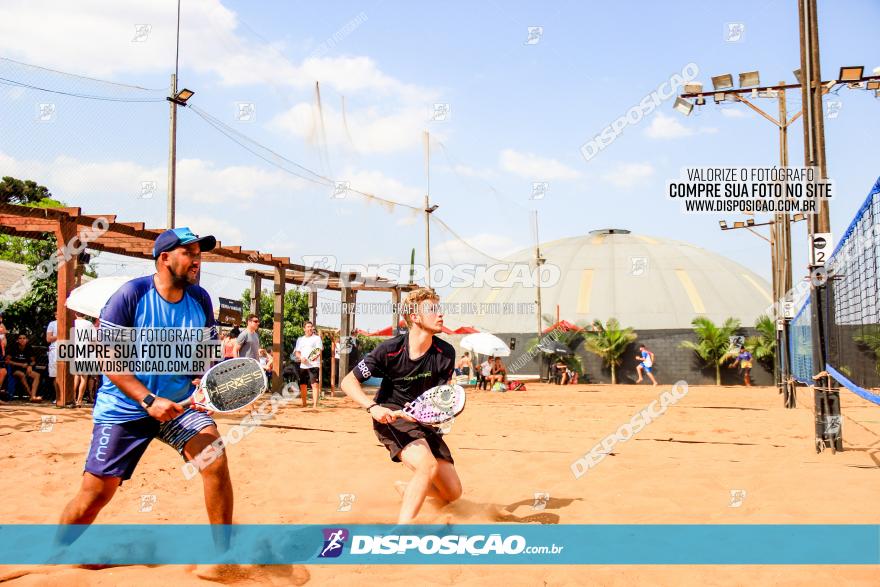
top-left (747, 315), bottom-right (777, 366)
top-left (583, 318), bottom-right (637, 384)
top-left (854, 326), bottom-right (880, 375)
top-left (680, 316), bottom-right (741, 385)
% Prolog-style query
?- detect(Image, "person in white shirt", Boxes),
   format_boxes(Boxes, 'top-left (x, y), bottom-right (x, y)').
top-left (46, 319), bottom-right (59, 399)
top-left (294, 321), bottom-right (323, 408)
top-left (478, 355), bottom-right (493, 390)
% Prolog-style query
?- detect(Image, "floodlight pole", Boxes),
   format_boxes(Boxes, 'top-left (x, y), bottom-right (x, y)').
top-left (798, 0), bottom-right (841, 453)
top-left (167, 73), bottom-right (178, 229)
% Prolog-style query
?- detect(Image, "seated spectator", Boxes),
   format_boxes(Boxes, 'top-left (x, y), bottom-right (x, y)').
top-left (6, 333), bottom-right (41, 401)
top-left (553, 360), bottom-right (567, 385)
top-left (0, 314), bottom-right (7, 358)
top-left (488, 357), bottom-right (507, 389)
top-left (477, 355), bottom-right (493, 390)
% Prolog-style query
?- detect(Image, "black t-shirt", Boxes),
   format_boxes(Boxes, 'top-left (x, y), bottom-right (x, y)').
top-left (7, 343), bottom-right (34, 365)
top-left (353, 333), bottom-right (455, 406)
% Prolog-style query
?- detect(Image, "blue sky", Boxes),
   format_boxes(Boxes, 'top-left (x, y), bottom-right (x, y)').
top-left (1, 0), bottom-right (879, 329)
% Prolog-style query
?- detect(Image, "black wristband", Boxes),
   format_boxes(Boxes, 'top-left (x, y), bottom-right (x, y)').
top-left (365, 403), bottom-right (378, 412)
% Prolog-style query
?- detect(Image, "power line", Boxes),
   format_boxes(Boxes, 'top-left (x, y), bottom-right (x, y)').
top-left (0, 57), bottom-right (167, 91)
top-left (0, 77), bottom-right (165, 103)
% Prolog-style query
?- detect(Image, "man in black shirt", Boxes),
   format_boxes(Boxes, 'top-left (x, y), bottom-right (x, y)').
top-left (6, 333), bottom-right (41, 401)
top-left (341, 287), bottom-right (460, 523)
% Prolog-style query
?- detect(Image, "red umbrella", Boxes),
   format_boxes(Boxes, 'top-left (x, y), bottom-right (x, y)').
top-left (542, 320), bottom-right (583, 334)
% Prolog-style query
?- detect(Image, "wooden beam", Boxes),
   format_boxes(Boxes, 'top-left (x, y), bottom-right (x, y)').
top-left (250, 274), bottom-right (262, 318)
top-left (308, 289), bottom-right (318, 324)
top-left (338, 286), bottom-right (352, 382)
top-left (392, 288), bottom-right (401, 335)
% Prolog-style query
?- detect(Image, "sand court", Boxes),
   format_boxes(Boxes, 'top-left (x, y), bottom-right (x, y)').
top-left (1, 382), bottom-right (878, 584)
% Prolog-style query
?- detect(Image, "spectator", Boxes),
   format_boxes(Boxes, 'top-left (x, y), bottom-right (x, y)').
top-left (294, 321), bottom-right (323, 408)
top-left (258, 348), bottom-right (274, 385)
top-left (6, 333), bottom-right (41, 401)
top-left (553, 359), bottom-right (567, 385)
top-left (477, 355), bottom-right (493, 390)
top-left (73, 313), bottom-right (95, 407)
top-left (222, 327), bottom-right (240, 360)
top-left (488, 356), bottom-right (507, 389)
top-left (234, 315), bottom-right (261, 360)
top-left (0, 314), bottom-right (7, 357)
top-left (46, 318), bottom-right (59, 400)
top-left (456, 352), bottom-right (473, 380)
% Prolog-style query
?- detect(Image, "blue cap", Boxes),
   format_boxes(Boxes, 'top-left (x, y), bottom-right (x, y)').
top-left (152, 227), bottom-right (217, 259)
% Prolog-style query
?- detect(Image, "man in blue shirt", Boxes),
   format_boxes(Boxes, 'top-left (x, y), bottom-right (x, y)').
top-left (57, 228), bottom-right (233, 542)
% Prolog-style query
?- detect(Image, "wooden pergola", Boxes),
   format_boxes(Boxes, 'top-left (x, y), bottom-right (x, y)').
top-left (244, 268), bottom-right (416, 389)
top-left (0, 203), bottom-right (414, 405)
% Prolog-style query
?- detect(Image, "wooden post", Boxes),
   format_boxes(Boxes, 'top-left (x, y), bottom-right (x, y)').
top-left (250, 273), bottom-right (262, 318)
top-left (330, 336), bottom-right (337, 391)
top-left (272, 266), bottom-right (285, 393)
top-left (348, 289), bottom-right (358, 334)
top-left (338, 286), bottom-right (351, 381)
top-left (391, 288), bottom-right (401, 335)
top-left (54, 218), bottom-right (76, 407)
top-left (308, 289), bottom-right (317, 324)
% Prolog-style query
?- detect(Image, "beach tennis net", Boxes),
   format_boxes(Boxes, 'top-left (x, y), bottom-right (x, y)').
top-left (791, 176), bottom-right (880, 405)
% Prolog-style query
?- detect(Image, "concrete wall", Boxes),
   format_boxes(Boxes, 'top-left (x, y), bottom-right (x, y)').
top-left (440, 328), bottom-right (774, 386)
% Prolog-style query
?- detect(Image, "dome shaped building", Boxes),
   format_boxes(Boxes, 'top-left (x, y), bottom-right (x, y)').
top-left (443, 229), bottom-right (774, 385)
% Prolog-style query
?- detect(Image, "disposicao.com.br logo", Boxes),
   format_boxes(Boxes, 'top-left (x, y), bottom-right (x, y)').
top-left (321, 528), bottom-right (564, 557)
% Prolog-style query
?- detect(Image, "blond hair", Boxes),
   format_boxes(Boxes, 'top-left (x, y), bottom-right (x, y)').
top-left (402, 287), bottom-right (439, 327)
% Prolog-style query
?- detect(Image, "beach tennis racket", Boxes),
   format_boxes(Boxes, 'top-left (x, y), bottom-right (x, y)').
top-left (180, 358), bottom-right (268, 413)
top-left (400, 384), bottom-right (466, 425)
top-left (307, 347), bottom-right (322, 362)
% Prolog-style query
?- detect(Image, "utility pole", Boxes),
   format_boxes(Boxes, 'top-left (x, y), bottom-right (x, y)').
top-left (167, 72), bottom-right (177, 229)
top-left (533, 210), bottom-right (545, 339)
top-left (166, 0), bottom-right (182, 229)
top-left (776, 84), bottom-right (796, 409)
top-left (423, 130), bottom-right (438, 288)
top-left (798, 0), bottom-right (840, 452)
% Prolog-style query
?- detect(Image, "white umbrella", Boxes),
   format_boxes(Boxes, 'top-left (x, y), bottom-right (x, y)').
top-left (65, 276), bottom-right (132, 318)
top-left (460, 332), bottom-right (510, 357)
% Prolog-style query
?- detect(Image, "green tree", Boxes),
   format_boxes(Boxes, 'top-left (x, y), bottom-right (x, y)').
top-left (239, 288), bottom-right (311, 355)
top-left (854, 326), bottom-right (880, 375)
top-left (583, 318), bottom-right (637, 384)
top-left (0, 178), bottom-right (95, 339)
top-left (746, 315), bottom-right (777, 367)
top-left (680, 316), bottom-right (741, 385)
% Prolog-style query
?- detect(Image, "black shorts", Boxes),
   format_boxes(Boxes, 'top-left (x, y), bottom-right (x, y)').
top-left (372, 404), bottom-right (453, 464)
top-left (298, 367), bottom-right (319, 385)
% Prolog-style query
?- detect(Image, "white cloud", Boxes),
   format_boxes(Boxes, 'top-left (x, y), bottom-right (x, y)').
top-left (645, 113), bottom-right (718, 139)
top-left (499, 149), bottom-right (581, 181)
top-left (449, 164), bottom-right (496, 181)
top-left (176, 159), bottom-right (308, 203)
top-left (600, 162), bottom-right (655, 189)
top-left (340, 167), bottom-right (423, 207)
top-left (176, 214), bottom-right (244, 245)
top-left (432, 233), bottom-right (519, 263)
top-left (0, 1), bottom-right (432, 102)
top-left (271, 101), bottom-right (434, 155)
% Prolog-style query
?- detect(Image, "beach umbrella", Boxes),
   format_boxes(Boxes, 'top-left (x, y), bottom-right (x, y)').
top-left (65, 275), bottom-right (131, 318)
top-left (537, 340), bottom-right (572, 355)
top-left (460, 332), bottom-right (510, 357)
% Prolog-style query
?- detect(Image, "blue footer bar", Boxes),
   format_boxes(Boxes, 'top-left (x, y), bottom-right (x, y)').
top-left (1, 524), bottom-right (878, 565)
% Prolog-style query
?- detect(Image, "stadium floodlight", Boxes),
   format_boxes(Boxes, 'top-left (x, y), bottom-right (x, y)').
top-left (733, 221), bottom-right (746, 229)
top-left (838, 66), bottom-right (864, 82)
top-left (695, 96), bottom-right (706, 106)
top-left (793, 69), bottom-right (802, 84)
top-left (713, 92), bottom-right (725, 104)
top-left (874, 66), bottom-right (880, 75)
top-left (792, 213), bottom-right (806, 222)
top-left (739, 71), bottom-right (760, 87)
top-left (711, 74), bottom-right (735, 91)
top-left (167, 88), bottom-right (195, 106)
top-left (866, 80), bottom-right (880, 90)
top-left (719, 220), bottom-right (728, 229)
top-left (746, 218), bottom-right (755, 226)
top-left (875, 89), bottom-right (880, 99)
top-left (673, 97), bottom-right (694, 116)
top-left (684, 81), bottom-right (703, 94)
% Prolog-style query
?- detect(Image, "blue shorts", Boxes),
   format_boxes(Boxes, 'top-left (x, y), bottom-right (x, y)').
top-left (84, 410), bottom-right (216, 482)
top-left (640, 363), bottom-right (653, 373)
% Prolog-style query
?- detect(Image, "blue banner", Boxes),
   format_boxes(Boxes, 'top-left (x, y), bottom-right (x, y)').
top-left (2, 524), bottom-right (878, 565)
